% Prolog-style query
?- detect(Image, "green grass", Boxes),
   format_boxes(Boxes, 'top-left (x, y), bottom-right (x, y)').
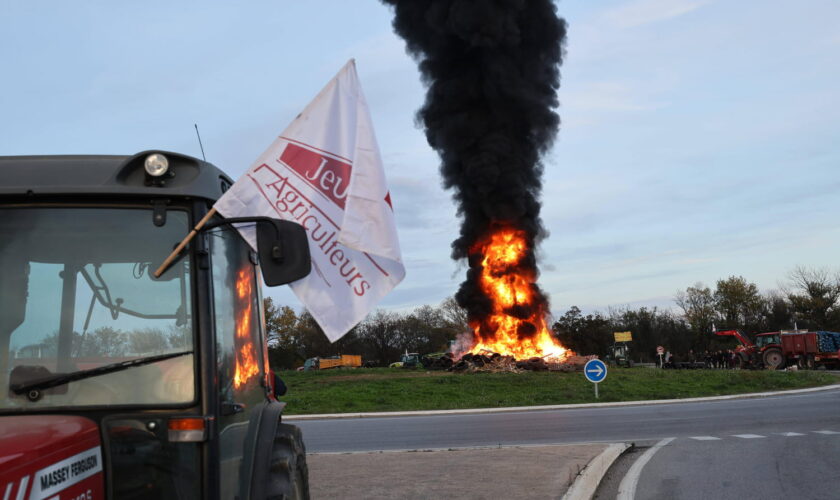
top-left (278, 367), bottom-right (839, 415)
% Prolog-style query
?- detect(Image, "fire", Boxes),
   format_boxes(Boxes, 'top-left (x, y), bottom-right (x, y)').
top-left (233, 267), bottom-right (259, 388)
top-left (466, 227), bottom-right (571, 361)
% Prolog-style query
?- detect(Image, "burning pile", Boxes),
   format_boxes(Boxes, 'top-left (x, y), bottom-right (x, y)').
top-left (383, 0), bottom-right (573, 366)
top-left (422, 352), bottom-right (598, 373)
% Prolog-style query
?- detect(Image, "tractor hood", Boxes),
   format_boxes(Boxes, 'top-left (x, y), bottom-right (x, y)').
top-left (0, 415), bottom-right (104, 500)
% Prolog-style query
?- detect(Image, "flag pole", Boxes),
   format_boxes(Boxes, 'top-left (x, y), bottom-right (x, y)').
top-left (153, 207), bottom-right (218, 278)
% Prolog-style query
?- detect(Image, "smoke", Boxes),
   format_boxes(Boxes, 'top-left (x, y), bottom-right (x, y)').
top-left (382, 0), bottom-right (567, 342)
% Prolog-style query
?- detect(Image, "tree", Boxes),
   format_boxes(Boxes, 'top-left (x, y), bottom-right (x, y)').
top-left (128, 328), bottom-right (169, 354)
top-left (264, 298), bottom-right (299, 347)
top-left (85, 327), bottom-right (128, 356)
top-left (713, 276), bottom-right (763, 333)
top-left (785, 266), bottom-right (840, 330)
top-left (356, 310), bottom-right (401, 366)
top-left (761, 291), bottom-right (794, 332)
top-left (611, 307), bottom-right (690, 360)
top-left (264, 298), bottom-right (305, 370)
top-left (439, 296), bottom-right (469, 335)
top-left (675, 283), bottom-right (716, 349)
top-left (552, 306), bottom-right (611, 357)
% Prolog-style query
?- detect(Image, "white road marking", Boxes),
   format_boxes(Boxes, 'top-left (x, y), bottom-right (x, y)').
top-left (778, 432), bottom-right (805, 436)
top-left (616, 437), bottom-right (675, 500)
top-left (689, 436), bottom-right (721, 441)
top-left (732, 434), bottom-right (765, 439)
top-left (813, 430), bottom-right (840, 435)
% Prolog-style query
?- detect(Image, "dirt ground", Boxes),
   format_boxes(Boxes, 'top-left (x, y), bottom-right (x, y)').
top-left (307, 443), bottom-right (607, 499)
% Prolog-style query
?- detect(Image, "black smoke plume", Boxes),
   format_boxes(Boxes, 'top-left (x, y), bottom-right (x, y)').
top-left (382, 0), bottom-right (567, 342)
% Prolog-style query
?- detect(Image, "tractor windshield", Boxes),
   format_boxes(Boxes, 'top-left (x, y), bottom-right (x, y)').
top-left (0, 207), bottom-right (195, 411)
top-left (755, 334), bottom-right (780, 348)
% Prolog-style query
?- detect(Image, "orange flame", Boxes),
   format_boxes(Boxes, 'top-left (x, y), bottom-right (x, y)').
top-left (466, 227), bottom-right (571, 361)
top-left (233, 268), bottom-right (259, 388)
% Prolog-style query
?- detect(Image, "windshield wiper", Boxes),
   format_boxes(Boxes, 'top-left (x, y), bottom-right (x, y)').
top-left (10, 351), bottom-right (192, 401)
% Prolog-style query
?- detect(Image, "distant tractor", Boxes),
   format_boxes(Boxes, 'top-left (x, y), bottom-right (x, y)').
top-left (715, 329), bottom-right (785, 369)
top-left (610, 343), bottom-right (633, 368)
top-left (389, 352), bottom-right (421, 368)
top-left (609, 331), bottom-right (633, 367)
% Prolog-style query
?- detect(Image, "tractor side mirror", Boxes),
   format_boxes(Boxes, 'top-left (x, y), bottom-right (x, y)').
top-left (255, 219), bottom-right (311, 286)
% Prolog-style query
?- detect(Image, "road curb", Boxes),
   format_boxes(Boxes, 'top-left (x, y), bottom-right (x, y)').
top-left (562, 442), bottom-right (631, 500)
top-left (282, 383), bottom-right (840, 421)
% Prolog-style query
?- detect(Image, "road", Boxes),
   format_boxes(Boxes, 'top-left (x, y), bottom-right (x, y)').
top-left (296, 388), bottom-right (840, 499)
top-left (600, 433), bottom-right (840, 500)
top-left (295, 388), bottom-right (840, 452)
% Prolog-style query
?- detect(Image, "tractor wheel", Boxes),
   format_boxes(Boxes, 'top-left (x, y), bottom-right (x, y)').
top-left (762, 348), bottom-right (785, 370)
top-left (267, 424), bottom-right (310, 500)
top-left (805, 355), bottom-right (815, 370)
top-left (736, 355), bottom-right (748, 370)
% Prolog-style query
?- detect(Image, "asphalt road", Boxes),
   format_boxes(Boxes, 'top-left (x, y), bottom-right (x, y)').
top-left (633, 434), bottom-right (840, 500)
top-left (295, 388), bottom-right (840, 453)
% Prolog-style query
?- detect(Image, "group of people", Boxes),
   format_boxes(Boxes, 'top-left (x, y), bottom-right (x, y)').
top-left (688, 349), bottom-right (741, 369)
top-left (659, 349), bottom-right (741, 369)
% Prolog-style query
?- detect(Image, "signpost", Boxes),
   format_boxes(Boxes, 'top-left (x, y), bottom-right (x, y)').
top-left (656, 345), bottom-right (665, 368)
top-left (583, 359), bottom-right (607, 399)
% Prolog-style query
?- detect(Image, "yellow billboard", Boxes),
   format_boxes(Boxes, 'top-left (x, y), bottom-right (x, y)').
top-left (613, 331), bottom-right (632, 342)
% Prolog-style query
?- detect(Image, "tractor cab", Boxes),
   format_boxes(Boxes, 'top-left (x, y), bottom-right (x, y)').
top-left (0, 152), bottom-right (311, 499)
top-left (755, 333), bottom-right (781, 349)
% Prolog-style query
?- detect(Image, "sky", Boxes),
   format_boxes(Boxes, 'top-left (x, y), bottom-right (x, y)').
top-left (2, 0), bottom-right (839, 318)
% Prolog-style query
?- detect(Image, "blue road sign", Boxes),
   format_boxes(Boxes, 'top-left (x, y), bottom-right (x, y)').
top-left (583, 359), bottom-right (607, 383)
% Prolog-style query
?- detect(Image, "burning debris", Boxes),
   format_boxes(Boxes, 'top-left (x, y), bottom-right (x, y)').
top-left (421, 351), bottom-right (599, 373)
top-left (383, 0), bottom-right (571, 361)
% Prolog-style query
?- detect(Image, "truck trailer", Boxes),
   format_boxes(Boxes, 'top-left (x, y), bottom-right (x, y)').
top-left (303, 354), bottom-right (362, 370)
top-left (780, 331), bottom-right (840, 369)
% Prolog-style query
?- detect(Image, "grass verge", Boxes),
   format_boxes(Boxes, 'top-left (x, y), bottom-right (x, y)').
top-left (278, 367), bottom-right (838, 415)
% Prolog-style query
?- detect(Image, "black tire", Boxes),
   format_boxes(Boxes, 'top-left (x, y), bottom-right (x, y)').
top-left (762, 348), bottom-right (785, 370)
top-left (805, 355), bottom-right (815, 370)
top-left (267, 423), bottom-right (310, 500)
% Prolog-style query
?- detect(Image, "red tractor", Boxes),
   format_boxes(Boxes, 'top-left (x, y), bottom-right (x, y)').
top-left (714, 329), bottom-right (785, 370)
top-left (0, 152), bottom-right (312, 499)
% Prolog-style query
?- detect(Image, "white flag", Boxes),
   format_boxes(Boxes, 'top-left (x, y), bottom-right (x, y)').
top-left (215, 60), bottom-right (405, 341)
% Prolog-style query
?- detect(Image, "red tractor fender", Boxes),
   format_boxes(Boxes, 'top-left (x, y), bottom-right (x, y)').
top-left (0, 415), bottom-right (104, 500)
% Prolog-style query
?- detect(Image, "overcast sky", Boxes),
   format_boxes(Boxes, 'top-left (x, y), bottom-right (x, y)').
top-left (2, 0), bottom-right (838, 317)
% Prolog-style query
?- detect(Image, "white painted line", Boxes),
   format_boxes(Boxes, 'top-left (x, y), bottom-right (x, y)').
top-left (616, 437), bottom-right (675, 500)
top-left (283, 384), bottom-right (840, 420)
top-left (778, 432), bottom-right (805, 436)
top-left (689, 436), bottom-right (721, 441)
top-left (813, 430), bottom-right (840, 435)
top-left (733, 434), bottom-right (765, 439)
top-left (562, 443), bottom-right (630, 500)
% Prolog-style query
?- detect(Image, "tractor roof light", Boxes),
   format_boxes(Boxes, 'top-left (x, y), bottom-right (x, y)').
top-left (144, 153), bottom-right (170, 177)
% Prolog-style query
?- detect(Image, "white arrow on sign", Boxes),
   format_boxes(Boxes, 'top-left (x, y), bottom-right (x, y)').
top-left (587, 365), bottom-right (604, 377)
